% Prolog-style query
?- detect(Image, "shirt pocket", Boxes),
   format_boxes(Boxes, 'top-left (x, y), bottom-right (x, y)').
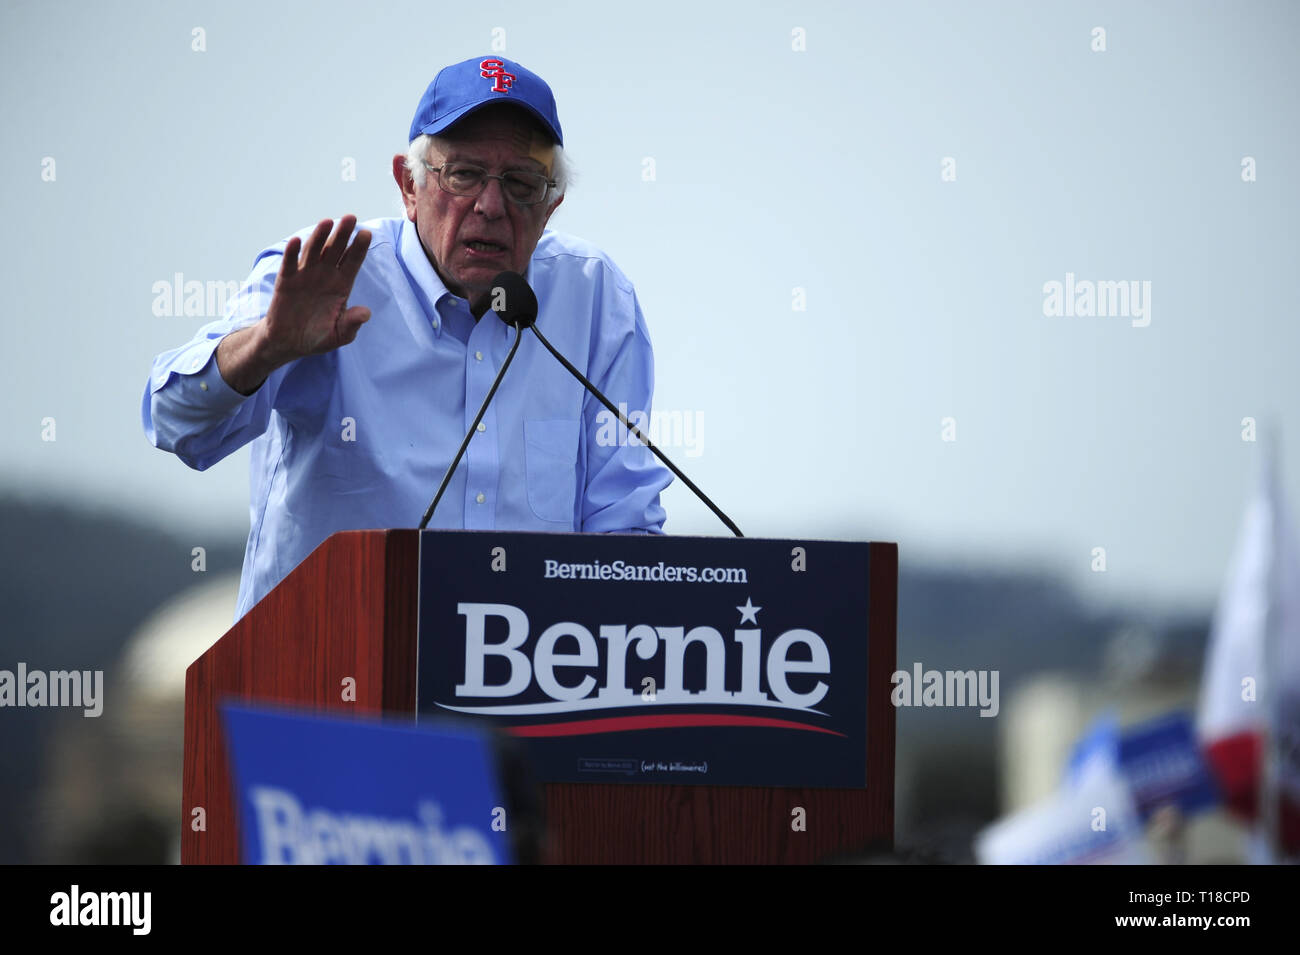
top-left (524, 419), bottom-right (580, 524)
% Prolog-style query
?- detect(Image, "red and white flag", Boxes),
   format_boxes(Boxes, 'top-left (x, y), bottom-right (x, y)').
top-left (1197, 450), bottom-right (1300, 852)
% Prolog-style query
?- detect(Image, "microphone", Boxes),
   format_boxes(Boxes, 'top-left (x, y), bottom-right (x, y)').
top-left (417, 273), bottom-right (536, 529)
top-left (513, 272), bottom-right (743, 538)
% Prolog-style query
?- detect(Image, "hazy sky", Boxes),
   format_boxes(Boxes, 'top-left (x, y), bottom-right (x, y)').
top-left (2, 0), bottom-right (1297, 612)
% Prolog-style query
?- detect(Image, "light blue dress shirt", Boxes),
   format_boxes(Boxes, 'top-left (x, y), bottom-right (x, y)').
top-left (143, 217), bottom-right (671, 619)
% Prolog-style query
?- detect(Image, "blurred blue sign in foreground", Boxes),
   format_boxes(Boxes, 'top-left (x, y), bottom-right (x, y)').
top-left (221, 704), bottom-right (511, 864)
top-left (976, 753), bottom-right (1151, 864)
top-left (1068, 710), bottom-right (1220, 821)
top-left (1116, 712), bottom-right (1220, 820)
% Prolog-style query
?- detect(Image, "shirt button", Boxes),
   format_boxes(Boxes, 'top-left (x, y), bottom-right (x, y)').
top-left (476, 422), bottom-right (486, 432)
top-left (475, 492), bottom-right (485, 504)
top-left (191, 358), bottom-right (201, 370)
top-left (200, 381), bottom-right (209, 392)
top-left (475, 351), bottom-right (483, 361)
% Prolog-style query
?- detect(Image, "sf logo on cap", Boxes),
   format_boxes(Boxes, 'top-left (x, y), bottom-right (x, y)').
top-left (479, 59), bottom-right (516, 93)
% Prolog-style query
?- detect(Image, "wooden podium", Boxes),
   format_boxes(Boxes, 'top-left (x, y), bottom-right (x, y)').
top-left (182, 530), bottom-right (897, 864)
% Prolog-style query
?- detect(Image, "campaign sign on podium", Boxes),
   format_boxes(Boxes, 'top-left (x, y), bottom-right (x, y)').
top-left (417, 531), bottom-right (871, 787)
top-left (222, 704), bottom-right (511, 864)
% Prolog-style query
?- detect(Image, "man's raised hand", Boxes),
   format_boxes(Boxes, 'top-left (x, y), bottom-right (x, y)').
top-left (265, 216), bottom-right (373, 360)
top-left (216, 216), bottom-right (373, 395)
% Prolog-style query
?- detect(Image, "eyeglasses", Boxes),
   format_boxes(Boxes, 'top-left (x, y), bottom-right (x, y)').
top-left (422, 160), bottom-right (555, 206)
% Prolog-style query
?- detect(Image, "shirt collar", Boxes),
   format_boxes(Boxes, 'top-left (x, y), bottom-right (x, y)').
top-left (398, 218), bottom-right (539, 338)
top-left (398, 218), bottom-right (454, 337)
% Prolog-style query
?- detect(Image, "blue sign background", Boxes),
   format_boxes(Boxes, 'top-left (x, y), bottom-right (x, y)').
top-left (416, 531), bottom-right (871, 788)
top-left (222, 704), bottom-right (511, 864)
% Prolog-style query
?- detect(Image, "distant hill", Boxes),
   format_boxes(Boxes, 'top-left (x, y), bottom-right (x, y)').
top-left (0, 496), bottom-right (245, 863)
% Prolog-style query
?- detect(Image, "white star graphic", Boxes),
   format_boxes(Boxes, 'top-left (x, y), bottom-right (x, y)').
top-left (737, 598), bottom-right (761, 626)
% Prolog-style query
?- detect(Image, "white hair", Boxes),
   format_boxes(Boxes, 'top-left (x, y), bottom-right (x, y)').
top-left (405, 133), bottom-right (569, 201)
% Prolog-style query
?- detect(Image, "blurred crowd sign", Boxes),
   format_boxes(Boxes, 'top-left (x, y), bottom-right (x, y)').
top-left (1116, 712), bottom-right (1220, 820)
top-left (976, 753), bottom-right (1150, 864)
top-left (980, 716), bottom-right (1152, 865)
top-left (221, 703), bottom-right (511, 865)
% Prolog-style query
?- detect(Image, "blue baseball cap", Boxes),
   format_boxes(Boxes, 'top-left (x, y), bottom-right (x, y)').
top-left (409, 56), bottom-right (563, 146)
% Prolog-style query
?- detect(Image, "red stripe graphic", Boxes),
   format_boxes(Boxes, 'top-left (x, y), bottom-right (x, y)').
top-left (506, 713), bottom-right (845, 738)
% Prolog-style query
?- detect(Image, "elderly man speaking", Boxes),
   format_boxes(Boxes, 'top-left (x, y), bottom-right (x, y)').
top-left (143, 56), bottom-right (671, 620)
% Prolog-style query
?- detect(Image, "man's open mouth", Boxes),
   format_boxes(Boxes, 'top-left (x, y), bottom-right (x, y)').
top-left (466, 240), bottom-right (507, 254)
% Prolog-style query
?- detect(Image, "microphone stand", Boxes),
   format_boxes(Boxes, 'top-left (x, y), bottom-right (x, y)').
top-left (528, 323), bottom-right (743, 538)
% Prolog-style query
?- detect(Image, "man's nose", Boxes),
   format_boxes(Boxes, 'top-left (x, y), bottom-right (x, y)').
top-left (473, 176), bottom-right (508, 217)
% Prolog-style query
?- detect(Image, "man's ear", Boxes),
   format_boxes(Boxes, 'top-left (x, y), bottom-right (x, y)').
top-left (392, 154), bottom-right (417, 220)
top-left (541, 193), bottom-right (564, 229)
